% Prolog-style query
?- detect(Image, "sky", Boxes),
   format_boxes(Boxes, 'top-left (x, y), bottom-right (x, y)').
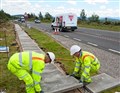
top-left (0, 0), bottom-right (120, 18)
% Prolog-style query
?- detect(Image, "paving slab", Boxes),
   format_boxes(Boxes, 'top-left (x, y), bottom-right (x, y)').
top-left (19, 37), bottom-right (31, 40)
top-left (22, 46), bottom-right (40, 50)
top-left (85, 73), bottom-right (120, 93)
top-left (41, 64), bottom-right (83, 93)
top-left (22, 44), bottom-right (39, 47)
top-left (20, 41), bottom-right (32, 44)
top-left (15, 24), bottom-right (44, 54)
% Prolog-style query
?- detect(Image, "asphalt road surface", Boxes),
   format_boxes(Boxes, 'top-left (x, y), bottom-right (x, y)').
top-left (27, 22), bottom-right (120, 55)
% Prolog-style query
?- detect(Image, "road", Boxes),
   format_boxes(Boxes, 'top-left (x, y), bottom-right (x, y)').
top-left (27, 22), bottom-right (120, 55)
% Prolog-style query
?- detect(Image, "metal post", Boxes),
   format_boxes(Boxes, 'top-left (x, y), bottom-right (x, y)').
top-left (4, 28), bottom-right (9, 59)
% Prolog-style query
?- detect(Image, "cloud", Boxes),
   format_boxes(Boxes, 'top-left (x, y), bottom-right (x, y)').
top-left (86, 8), bottom-right (119, 17)
top-left (100, 5), bottom-right (106, 9)
top-left (2, 0), bottom-right (44, 15)
top-left (67, 0), bottom-right (77, 5)
top-left (1, 0), bottom-right (119, 18)
top-left (0, 0), bottom-right (2, 10)
top-left (84, 0), bottom-right (108, 4)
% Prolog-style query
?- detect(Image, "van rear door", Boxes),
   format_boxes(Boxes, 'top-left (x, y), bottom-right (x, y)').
top-left (64, 14), bottom-right (77, 27)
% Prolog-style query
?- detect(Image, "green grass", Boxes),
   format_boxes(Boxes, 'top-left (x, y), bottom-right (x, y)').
top-left (101, 86), bottom-right (120, 93)
top-left (78, 22), bottom-right (120, 32)
top-left (0, 22), bottom-right (25, 93)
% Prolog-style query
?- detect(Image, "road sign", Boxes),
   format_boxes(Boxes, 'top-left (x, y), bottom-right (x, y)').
top-left (0, 46), bottom-right (9, 52)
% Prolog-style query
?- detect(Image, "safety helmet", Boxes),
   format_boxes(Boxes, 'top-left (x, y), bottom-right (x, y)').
top-left (47, 52), bottom-right (55, 63)
top-left (70, 45), bottom-right (81, 55)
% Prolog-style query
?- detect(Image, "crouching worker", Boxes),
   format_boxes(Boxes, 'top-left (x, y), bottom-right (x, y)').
top-left (7, 51), bottom-right (55, 93)
top-left (70, 45), bottom-right (100, 85)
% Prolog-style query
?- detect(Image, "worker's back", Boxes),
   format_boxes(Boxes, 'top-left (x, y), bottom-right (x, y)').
top-left (8, 51), bottom-right (45, 71)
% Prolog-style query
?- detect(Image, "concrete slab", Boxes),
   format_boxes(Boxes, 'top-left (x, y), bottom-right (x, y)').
top-left (22, 49), bottom-right (44, 53)
top-left (22, 44), bottom-right (39, 47)
top-left (20, 40), bottom-right (33, 43)
top-left (22, 46), bottom-right (40, 50)
top-left (19, 37), bottom-right (31, 40)
top-left (85, 73), bottom-right (120, 93)
top-left (41, 64), bottom-right (83, 93)
top-left (22, 41), bottom-right (35, 44)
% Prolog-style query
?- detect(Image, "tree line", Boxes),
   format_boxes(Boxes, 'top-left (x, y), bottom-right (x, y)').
top-left (79, 9), bottom-right (120, 25)
top-left (0, 10), bottom-right (11, 24)
top-left (25, 9), bottom-right (120, 25)
top-left (0, 9), bottom-right (119, 25)
top-left (27, 12), bottom-right (52, 22)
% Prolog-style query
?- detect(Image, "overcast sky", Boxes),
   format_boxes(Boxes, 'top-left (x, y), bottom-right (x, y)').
top-left (0, 0), bottom-right (119, 18)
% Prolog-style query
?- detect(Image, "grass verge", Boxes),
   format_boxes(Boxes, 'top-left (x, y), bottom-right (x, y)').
top-left (78, 22), bottom-right (120, 32)
top-left (0, 22), bottom-right (25, 93)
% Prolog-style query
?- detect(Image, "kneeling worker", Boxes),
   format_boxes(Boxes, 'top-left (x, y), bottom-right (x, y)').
top-left (7, 51), bottom-right (55, 93)
top-left (70, 45), bottom-right (100, 84)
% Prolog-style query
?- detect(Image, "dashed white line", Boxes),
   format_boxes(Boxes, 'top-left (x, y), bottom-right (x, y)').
top-left (64, 35), bottom-right (69, 38)
top-left (73, 38), bottom-right (81, 41)
top-left (108, 49), bottom-right (120, 54)
top-left (88, 42), bottom-right (98, 46)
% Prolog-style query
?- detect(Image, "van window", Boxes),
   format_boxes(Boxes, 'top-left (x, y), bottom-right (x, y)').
top-left (52, 18), bottom-right (55, 22)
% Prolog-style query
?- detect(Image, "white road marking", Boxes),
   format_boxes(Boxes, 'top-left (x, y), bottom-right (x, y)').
top-left (64, 35), bottom-right (69, 38)
top-left (88, 42), bottom-right (98, 46)
top-left (73, 38), bottom-right (81, 41)
top-left (75, 32), bottom-right (120, 43)
top-left (108, 49), bottom-right (120, 54)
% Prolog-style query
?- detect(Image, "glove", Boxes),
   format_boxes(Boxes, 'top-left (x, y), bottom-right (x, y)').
top-left (40, 90), bottom-right (44, 93)
top-left (69, 74), bottom-right (75, 77)
top-left (79, 79), bottom-right (83, 83)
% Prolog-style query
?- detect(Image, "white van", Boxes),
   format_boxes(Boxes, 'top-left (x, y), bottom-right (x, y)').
top-left (20, 16), bottom-right (25, 22)
top-left (51, 13), bottom-right (77, 31)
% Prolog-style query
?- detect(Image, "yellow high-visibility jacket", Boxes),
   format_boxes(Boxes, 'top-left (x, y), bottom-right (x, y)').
top-left (8, 51), bottom-right (45, 92)
top-left (73, 51), bottom-right (100, 83)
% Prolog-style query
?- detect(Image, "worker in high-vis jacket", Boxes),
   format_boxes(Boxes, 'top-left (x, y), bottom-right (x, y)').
top-left (7, 51), bottom-right (55, 93)
top-left (70, 45), bottom-right (100, 84)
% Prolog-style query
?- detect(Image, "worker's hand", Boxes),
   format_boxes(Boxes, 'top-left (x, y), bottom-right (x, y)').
top-left (40, 90), bottom-right (44, 93)
top-left (69, 74), bottom-right (75, 77)
top-left (79, 80), bottom-right (83, 83)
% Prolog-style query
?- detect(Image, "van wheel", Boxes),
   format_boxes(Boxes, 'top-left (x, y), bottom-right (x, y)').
top-left (59, 28), bottom-right (63, 32)
top-left (51, 25), bottom-right (54, 30)
top-left (72, 29), bottom-right (75, 31)
top-left (52, 27), bottom-right (55, 30)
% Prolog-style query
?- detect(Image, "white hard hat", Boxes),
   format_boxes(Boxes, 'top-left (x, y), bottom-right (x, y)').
top-left (47, 52), bottom-right (55, 63)
top-left (70, 45), bottom-right (81, 55)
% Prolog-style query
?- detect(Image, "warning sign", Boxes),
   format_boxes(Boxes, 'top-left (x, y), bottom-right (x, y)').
top-left (69, 15), bottom-right (74, 21)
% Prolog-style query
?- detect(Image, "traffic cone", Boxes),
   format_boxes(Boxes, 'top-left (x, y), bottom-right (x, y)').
top-left (53, 28), bottom-right (56, 35)
top-left (56, 28), bottom-right (59, 35)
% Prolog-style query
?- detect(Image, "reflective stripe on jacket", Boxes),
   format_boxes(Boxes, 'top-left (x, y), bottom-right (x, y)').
top-left (74, 51), bottom-right (100, 82)
top-left (8, 51), bottom-right (45, 92)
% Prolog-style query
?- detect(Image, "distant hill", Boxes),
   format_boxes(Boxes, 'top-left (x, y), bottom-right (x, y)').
top-left (100, 17), bottom-right (120, 22)
top-left (77, 17), bottom-right (120, 22)
top-left (12, 14), bottom-right (24, 17)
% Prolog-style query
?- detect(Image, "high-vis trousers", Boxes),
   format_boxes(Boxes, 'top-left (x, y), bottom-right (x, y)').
top-left (8, 63), bottom-right (35, 93)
